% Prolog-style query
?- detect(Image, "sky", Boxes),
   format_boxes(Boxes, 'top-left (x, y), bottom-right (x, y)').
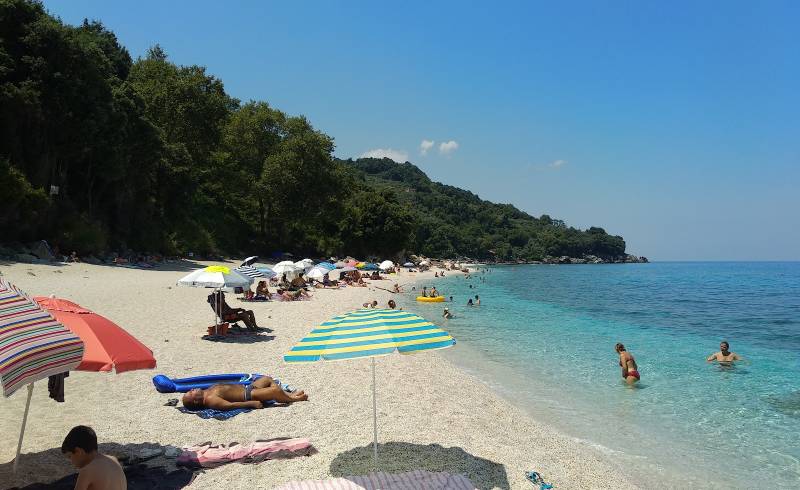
top-left (43, 1), bottom-right (800, 260)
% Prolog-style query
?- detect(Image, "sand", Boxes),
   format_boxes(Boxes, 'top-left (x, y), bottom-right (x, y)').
top-left (0, 260), bottom-right (637, 489)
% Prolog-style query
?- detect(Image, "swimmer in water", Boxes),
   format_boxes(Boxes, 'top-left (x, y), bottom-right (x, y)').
top-left (615, 343), bottom-right (640, 385)
top-left (706, 341), bottom-right (743, 365)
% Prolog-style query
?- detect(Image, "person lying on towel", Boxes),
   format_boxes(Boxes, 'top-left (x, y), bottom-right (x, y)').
top-left (182, 376), bottom-right (308, 410)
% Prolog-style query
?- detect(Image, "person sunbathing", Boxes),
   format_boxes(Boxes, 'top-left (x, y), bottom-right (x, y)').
top-left (289, 276), bottom-right (308, 290)
top-left (255, 281), bottom-right (270, 300)
top-left (322, 274), bottom-right (338, 288)
top-left (182, 376), bottom-right (308, 410)
top-left (277, 288), bottom-right (310, 301)
top-left (208, 291), bottom-right (260, 330)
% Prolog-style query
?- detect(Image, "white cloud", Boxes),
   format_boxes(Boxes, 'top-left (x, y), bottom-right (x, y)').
top-left (360, 148), bottom-right (409, 163)
top-left (439, 140), bottom-right (459, 155)
top-left (549, 159), bottom-right (567, 168)
top-left (420, 139), bottom-right (435, 156)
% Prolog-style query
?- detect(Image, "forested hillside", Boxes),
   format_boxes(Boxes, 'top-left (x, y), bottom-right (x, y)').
top-left (341, 158), bottom-right (627, 261)
top-left (0, 0), bottom-right (630, 262)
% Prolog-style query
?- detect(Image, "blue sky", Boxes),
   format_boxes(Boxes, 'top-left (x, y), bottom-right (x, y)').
top-left (44, 1), bottom-right (799, 260)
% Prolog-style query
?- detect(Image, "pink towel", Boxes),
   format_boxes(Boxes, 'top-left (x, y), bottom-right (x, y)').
top-left (275, 470), bottom-right (477, 490)
top-left (177, 438), bottom-right (313, 468)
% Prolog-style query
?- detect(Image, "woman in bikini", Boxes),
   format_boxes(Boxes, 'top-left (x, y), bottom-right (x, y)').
top-left (615, 343), bottom-right (640, 384)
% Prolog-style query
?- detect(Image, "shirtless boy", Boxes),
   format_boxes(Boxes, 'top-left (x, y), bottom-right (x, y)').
top-left (706, 341), bottom-right (743, 364)
top-left (615, 343), bottom-right (640, 384)
top-left (62, 425), bottom-right (126, 490)
top-left (182, 375), bottom-right (308, 410)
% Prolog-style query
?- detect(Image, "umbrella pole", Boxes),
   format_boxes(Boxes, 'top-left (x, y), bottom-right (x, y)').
top-left (13, 382), bottom-right (34, 474)
top-left (372, 357), bottom-right (378, 468)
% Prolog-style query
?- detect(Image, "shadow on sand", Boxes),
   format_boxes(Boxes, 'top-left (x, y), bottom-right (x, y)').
top-left (329, 441), bottom-right (509, 490)
top-left (1, 442), bottom-right (197, 490)
top-left (0, 259), bottom-right (207, 273)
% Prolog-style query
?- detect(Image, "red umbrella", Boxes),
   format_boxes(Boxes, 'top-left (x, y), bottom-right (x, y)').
top-left (33, 297), bottom-right (156, 373)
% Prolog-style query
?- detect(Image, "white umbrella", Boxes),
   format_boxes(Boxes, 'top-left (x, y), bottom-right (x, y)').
top-left (273, 262), bottom-right (302, 279)
top-left (177, 266), bottom-right (252, 288)
top-left (306, 267), bottom-right (327, 281)
top-left (177, 266), bottom-right (253, 331)
top-left (379, 260), bottom-right (394, 270)
top-left (295, 259), bottom-right (315, 273)
top-left (240, 256), bottom-right (259, 267)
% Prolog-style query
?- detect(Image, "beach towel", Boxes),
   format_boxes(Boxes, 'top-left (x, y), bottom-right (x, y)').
top-left (274, 470), bottom-right (477, 490)
top-left (178, 406), bottom-right (252, 420)
top-left (177, 438), bottom-right (313, 468)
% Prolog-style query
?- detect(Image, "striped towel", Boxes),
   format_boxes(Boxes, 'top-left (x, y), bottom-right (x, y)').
top-left (274, 470), bottom-right (477, 490)
top-left (177, 406), bottom-right (251, 420)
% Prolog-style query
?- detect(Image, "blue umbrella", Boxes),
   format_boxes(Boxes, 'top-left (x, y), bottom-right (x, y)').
top-left (316, 262), bottom-right (336, 270)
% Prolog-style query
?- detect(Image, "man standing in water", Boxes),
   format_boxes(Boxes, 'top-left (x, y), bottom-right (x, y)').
top-left (615, 343), bottom-right (640, 384)
top-left (706, 341), bottom-right (743, 364)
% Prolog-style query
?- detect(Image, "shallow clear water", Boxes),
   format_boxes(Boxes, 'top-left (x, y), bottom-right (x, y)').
top-left (400, 263), bottom-right (800, 488)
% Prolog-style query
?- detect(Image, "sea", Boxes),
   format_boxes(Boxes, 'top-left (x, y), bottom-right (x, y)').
top-left (399, 262), bottom-right (800, 489)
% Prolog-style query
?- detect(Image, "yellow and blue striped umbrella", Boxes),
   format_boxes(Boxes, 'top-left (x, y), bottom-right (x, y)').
top-left (284, 308), bottom-right (455, 467)
top-left (284, 308), bottom-right (455, 362)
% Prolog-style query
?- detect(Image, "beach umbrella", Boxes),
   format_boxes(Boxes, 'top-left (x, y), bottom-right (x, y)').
top-left (306, 267), bottom-right (327, 281)
top-left (345, 260), bottom-right (358, 267)
top-left (316, 262), bottom-right (336, 270)
top-left (340, 266), bottom-right (357, 272)
top-left (177, 266), bottom-right (253, 331)
top-left (235, 265), bottom-right (272, 280)
top-left (334, 261), bottom-right (346, 268)
top-left (284, 308), bottom-right (455, 467)
top-left (0, 278), bottom-right (85, 473)
top-left (240, 256), bottom-right (259, 267)
top-left (273, 262), bottom-right (301, 277)
top-left (379, 260), bottom-right (394, 271)
top-left (34, 297), bottom-right (156, 373)
top-left (362, 263), bottom-right (379, 271)
top-left (255, 266), bottom-right (278, 278)
top-left (177, 265), bottom-right (252, 288)
top-left (294, 259), bottom-right (315, 273)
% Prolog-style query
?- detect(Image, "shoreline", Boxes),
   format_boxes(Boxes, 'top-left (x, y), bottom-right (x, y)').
top-left (0, 261), bottom-right (637, 489)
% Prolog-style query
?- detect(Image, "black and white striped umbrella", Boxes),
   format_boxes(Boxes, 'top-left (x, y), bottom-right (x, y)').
top-left (235, 265), bottom-right (274, 279)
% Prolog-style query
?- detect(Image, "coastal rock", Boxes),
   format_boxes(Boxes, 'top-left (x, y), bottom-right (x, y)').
top-left (15, 253), bottom-right (39, 263)
top-left (30, 240), bottom-right (55, 261)
top-left (84, 255), bottom-right (102, 265)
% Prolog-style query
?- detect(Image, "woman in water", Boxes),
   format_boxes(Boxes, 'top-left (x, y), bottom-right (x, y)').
top-left (615, 343), bottom-right (640, 384)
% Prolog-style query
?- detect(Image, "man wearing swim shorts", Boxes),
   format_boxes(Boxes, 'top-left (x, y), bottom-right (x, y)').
top-left (706, 341), bottom-right (743, 364)
top-left (615, 343), bottom-right (640, 384)
top-left (182, 376), bottom-right (308, 410)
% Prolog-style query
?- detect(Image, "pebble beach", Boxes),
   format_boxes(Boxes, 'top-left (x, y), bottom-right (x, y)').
top-left (0, 260), bottom-right (637, 489)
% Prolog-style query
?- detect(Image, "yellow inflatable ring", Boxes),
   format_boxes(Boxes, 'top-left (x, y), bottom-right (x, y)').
top-left (416, 296), bottom-right (445, 302)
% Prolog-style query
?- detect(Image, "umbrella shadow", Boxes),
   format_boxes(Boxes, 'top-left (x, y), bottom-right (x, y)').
top-left (201, 333), bottom-right (276, 344)
top-left (1, 442), bottom-right (197, 490)
top-left (330, 442), bottom-right (509, 490)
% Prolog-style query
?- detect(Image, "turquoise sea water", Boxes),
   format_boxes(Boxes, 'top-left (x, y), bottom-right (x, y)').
top-left (399, 263), bottom-right (800, 488)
